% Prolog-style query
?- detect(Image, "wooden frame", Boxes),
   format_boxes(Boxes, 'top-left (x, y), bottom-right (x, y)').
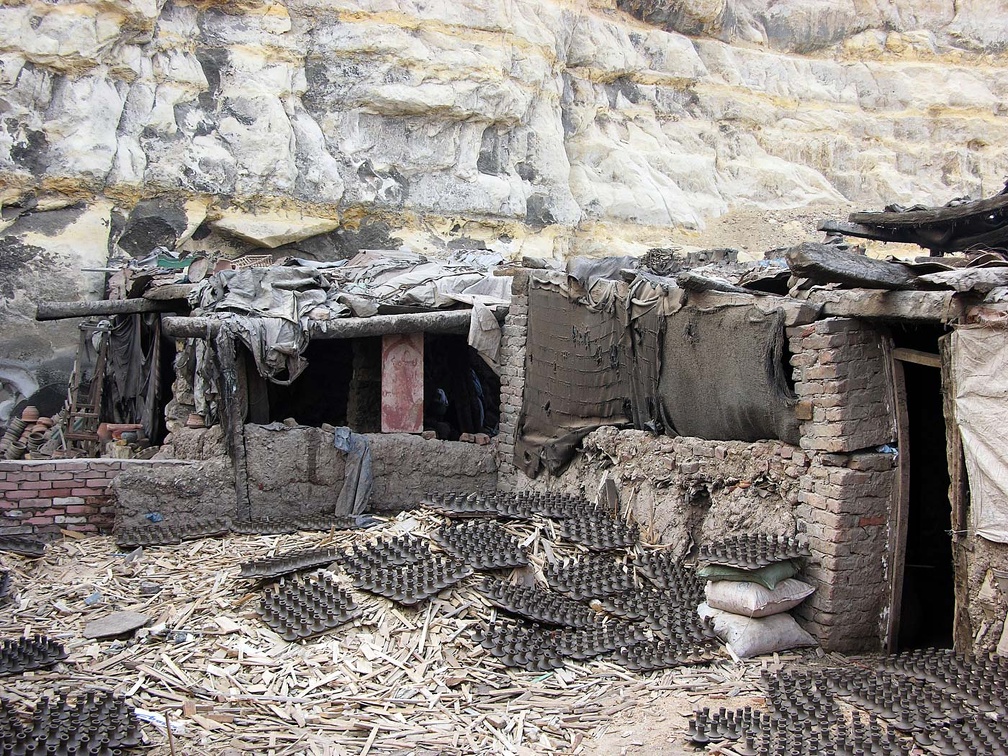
top-left (940, 335), bottom-right (972, 651)
top-left (885, 338), bottom-right (911, 652)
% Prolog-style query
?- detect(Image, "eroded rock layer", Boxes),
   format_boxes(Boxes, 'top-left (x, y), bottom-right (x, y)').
top-left (2, 0), bottom-right (1006, 417)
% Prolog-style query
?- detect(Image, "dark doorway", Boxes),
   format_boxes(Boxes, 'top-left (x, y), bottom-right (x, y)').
top-left (892, 326), bottom-right (954, 650)
top-left (265, 339), bottom-right (354, 427)
top-left (424, 335), bottom-right (501, 440)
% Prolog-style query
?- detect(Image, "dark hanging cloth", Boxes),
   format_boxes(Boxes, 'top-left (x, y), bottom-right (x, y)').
top-left (514, 285), bottom-right (632, 478)
top-left (514, 277), bottom-right (800, 479)
top-left (658, 305), bottom-right (800, 444)
top-left (104, 313), bottom-right (163, 442)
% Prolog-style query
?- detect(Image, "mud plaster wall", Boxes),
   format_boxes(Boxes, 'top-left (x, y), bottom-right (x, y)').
top-left (241, 425), bottom-right (497, 519)
top-left (514, 426), bottom-right (806, 557)
top-left (119, 425), bottom-right (497, 524)
top-left (959, 536), bottom-right (1008, 654)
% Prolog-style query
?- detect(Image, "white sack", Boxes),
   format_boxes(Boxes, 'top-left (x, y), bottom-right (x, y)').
top-left (705, 578), bottom-right (815, 618)
top-left (699, 603), bottom-right (817, 659)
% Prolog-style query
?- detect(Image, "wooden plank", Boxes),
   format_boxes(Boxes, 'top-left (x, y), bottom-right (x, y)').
top-left (940, 334), bottom-right (972, 652)
top-left (786, 242), bottom-right (918, 289)
top-left (818, 220), bottom-right (907, 244)
top-left (676, 270), bottom-right (750, 294)
top-left (850, 191), bottom-right (1008, 228)
top-left (36, 298), bottom-right (175, 321)
top-left (806, 288), bottom-right (968, 322)
top-left (886, 340), bottom-right (910, 653)
top-left (380, 333), bottom-right (424, 434)
top-left (892, 347), bottom-right (942, 369)
top-left (161, 309), bottom-right (506, 340)
top-left (143, 283), bottom-right (196, 301)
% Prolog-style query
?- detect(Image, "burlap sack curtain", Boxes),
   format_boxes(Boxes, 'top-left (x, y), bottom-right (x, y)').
top-left (515, 278), bottom-right (800, 478)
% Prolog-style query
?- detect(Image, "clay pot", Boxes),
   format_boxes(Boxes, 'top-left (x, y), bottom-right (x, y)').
top-left (97, 423), bottom-right (112, 446)
top-left (37, 417), bottom-right (54, 429)
top-left (21, 405), bottom-right (39, 423)
top-left (5, 441), bottom-right (26, 460)
top-left (30, 423), bottom-right (48, 434)
top-left (27, 432), bottom-right (45, 450)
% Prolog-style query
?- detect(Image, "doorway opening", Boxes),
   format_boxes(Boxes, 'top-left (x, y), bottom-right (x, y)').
top-left (891, 324), bottom-right (954, 650)
top-left (264, 339), bottom-right (354, 427)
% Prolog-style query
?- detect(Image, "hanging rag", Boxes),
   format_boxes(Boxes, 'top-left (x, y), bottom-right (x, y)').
top-left (332, 426), bottom-right (373, 514)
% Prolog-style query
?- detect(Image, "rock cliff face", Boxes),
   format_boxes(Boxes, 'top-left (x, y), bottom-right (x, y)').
top-left (1, 0), bottom-right (1006, 417)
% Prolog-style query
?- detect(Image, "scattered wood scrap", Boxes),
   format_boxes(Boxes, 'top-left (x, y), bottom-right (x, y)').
top-left (0, 515), bottom-right (806, 756)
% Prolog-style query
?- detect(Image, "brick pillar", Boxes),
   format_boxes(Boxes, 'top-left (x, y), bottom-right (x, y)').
top-left (788, 317), bottom-right (898, 652)
top-left (496, 271), bottom-right (529, 491)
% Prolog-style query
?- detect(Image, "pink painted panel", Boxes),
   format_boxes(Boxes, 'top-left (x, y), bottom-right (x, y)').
top-left (381, 333), bottom-right (424, 433)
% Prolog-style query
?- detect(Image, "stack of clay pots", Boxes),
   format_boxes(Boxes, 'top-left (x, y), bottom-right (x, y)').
top-left (0, 406), bottom-right (60, 460)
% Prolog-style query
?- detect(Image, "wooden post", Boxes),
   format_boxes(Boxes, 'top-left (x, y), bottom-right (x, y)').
top-left (940, 334), bottom-right (972, 652)
top-left (885, 336), bottom-right (911, 653)
top-left (36, 298), bottom-right (176, 320)
top-left (160, 309), bottom-right (505, 340)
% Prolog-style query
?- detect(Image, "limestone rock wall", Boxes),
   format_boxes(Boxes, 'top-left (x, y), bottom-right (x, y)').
top-left (2, 0), bottom-right (1007, 420)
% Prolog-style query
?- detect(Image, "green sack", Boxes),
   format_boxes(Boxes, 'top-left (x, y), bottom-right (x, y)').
top-left (696, 559), bottom-right (800, 591)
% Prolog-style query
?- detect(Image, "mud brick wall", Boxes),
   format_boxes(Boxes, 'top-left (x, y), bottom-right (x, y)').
top-left (497, 270), bottom-right (529, 491)
top-left (789, 317), bottom-right (898, 652)
top-left (789, 317), bottom-right (895, 454)
top-left (0, 459), bottom-right (190, 540)
top-left (793, 451), bottom-right (897, 651)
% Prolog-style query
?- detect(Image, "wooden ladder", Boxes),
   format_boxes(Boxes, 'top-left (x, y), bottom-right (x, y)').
top-left (64, 321), bottom-right (110, 456)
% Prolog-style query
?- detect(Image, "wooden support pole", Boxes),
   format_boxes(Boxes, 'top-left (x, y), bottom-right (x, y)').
top-left (805, 289), bottom-right (967, 322)
top-left (36, 298), bottom-right (177, 321)
top-left (161, 308), bottom-right (507, 340)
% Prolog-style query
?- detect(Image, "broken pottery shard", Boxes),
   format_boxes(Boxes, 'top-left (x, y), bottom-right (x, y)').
top-left (83, 611), bottom-right (151, 639)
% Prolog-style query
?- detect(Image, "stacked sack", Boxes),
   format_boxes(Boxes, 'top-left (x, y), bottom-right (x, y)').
top-left (695, 534), bottom-right (818, 659)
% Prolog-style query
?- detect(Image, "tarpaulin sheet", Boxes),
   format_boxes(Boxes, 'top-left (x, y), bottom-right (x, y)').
top-left (951, 327), bottom-right (1008, 543)
top-left (515, 284), bottom-right (631, 477)
top-left (658, 305), bottom-right (800, 444)
top-left (189, 253), bottom-right (511, 385)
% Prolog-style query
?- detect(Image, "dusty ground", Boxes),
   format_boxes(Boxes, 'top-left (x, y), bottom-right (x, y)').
top-left (0, 514), bottom-right (828, 756)
top-left (668, 202), bottom-right (921, 261)
top-left (585, 693), bottom-right (767, 756)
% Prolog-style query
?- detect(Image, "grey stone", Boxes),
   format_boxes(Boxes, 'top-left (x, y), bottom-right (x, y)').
top-left (84, 611), bottom-right (150, 639)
